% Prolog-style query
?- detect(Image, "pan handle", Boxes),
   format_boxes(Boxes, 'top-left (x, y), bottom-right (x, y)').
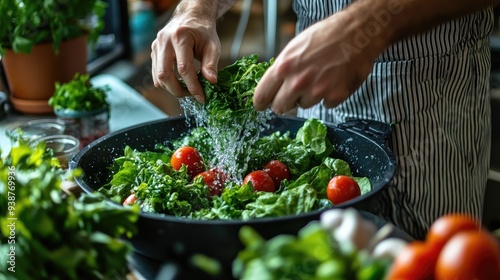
top-left (337, 120), bottom-right (392, 145)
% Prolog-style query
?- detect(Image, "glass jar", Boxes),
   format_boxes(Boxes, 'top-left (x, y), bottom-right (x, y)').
top-left (6, 118), bottom-right (66, 144)
top-left (36, 134), bottom-right (80, 169)
top-left (55, 107), bottom-right (110, 148)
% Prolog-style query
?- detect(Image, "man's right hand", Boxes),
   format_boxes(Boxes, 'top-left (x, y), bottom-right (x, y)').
top-left (151, 1), bottom-right (222, 103)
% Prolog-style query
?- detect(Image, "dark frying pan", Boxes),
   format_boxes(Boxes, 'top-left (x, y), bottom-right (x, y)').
top-left (70, 116), bottom-right (396, 278)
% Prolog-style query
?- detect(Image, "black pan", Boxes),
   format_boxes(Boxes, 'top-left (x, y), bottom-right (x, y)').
top-left (70, 116), bottom-right (396, 278)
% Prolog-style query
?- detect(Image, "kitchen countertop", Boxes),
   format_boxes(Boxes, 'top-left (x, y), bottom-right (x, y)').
top-left (0, 74), bottom-right (168, 156)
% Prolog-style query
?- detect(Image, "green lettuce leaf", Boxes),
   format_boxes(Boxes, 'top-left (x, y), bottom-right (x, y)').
top-left (241, 184), bottom-right (320, 219)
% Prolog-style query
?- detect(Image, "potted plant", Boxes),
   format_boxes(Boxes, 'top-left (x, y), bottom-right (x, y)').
top-left (49, 73), bottom-right (110, 148)
top-left (0, 0), bottom-right (107, 114)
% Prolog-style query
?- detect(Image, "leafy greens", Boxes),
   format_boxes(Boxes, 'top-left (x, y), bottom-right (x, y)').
top-left (98, 119), bottom-right (371, 220)
top-left (0, 138), bottom-right (139, 280)
top-left (199, 53), bottom-right (273, 116)
top-left (232, 223), bottom-right (389, 280)
top-left (48, 73), bottom-right (110, 112)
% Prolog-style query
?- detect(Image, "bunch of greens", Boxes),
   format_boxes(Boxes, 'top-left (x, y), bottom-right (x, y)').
top-left (180, 54), bottom-right (275, 179)
top-left (0, 138), bottom-right (139, 280)
top-left (233, 222), bottom-right (389, 280)
top-left (49, 73), bottom-right (110, 112)
top-left (0, 0), bottom-right (107, 55)
top-left (199, 54), bottom-right (273, 116)
top-left (99, 119), bottom-right (371, 220)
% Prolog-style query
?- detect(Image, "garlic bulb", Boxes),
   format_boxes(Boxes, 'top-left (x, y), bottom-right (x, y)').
top-left (371, 237), bottom-right (409, 260)
top-left (332, 208), bottom-right (377, 254)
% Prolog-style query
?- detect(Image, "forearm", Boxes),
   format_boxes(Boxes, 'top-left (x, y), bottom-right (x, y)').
top-left (173, 0), bottom-right (238, 21)
top-left (341, 0), bottom-right (500, 58)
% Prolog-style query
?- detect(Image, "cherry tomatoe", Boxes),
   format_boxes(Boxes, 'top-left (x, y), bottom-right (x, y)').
top-left (263, 160), bottom-right (290, 188)
top-left (123, 193), bottom-right (137, 206)
top-left (243, 170), bottom-right (275, 192)
top-left (326, 175), bottom-right (361, 205)
top-left (170, 146), bottom-right (205, 178)
top-left (435, 230), bottom-right (500, 280)
top-left (426, 213), bottom-right (480, 251)
top-left (386, 241), bottom-right (440, 280)
top-left (197, 168), bottom-right (228, 196)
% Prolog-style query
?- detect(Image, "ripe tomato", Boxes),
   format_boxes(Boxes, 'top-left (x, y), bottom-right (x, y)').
top-left (386, 241), bottom-right (439, 280)
top-left (243, 170), bottom-right (275, 192)
top-left (435, 230), bottom-right (500, 280)
top-left (426, 213), bottom-right (480, 251)
top-left (326, 175), bottom-right (361, 205)
top-left (197, 168), bottom-right (228, 196)
top-left (123, 193), bottom-right (137, 206)
top-left (170, 146), bottom-right (205, 177)
top-left (263, 160), bottom-right (290, 188)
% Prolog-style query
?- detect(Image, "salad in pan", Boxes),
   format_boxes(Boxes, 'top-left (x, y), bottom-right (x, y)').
top-left (97, 55), bottom-right (371, 220)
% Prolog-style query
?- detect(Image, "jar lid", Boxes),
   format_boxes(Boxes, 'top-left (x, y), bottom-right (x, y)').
top-left (6, 118), bottom-right (66, 143)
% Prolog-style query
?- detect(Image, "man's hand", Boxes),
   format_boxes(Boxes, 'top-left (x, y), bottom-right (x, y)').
top-left (253, 0), bottom-right (500, 114)
top-left (253, 8), bottom-right (383, 114)
top-left (151, 1), bottom-right (222, 103)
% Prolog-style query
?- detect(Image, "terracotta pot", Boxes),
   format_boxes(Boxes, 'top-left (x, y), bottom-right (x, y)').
top-left (2, 35), bottom-right (88, 114)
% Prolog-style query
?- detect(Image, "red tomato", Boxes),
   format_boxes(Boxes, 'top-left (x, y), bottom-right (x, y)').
top-left (123, 193), bottom-right (137, 206)
top-left (426, 213), bottom-right (480, 251)
top-left (326, 175), bottom-right (361, 205)
top-left (263, 160), bottom-right (290, 188)
top-left (197, 168), bottom-right (228, 196)
top-left (386, 241), bottom-right (439, 280)
top-left (170, 146), bottom-right (205, 177)
top-left (435, 230), bottom-right (500, 280)
top-left (243, 170), bottom-right (275, 192)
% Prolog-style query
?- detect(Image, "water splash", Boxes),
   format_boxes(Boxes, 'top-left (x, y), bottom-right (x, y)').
top-left (179, 97), bottom-right (273, 182)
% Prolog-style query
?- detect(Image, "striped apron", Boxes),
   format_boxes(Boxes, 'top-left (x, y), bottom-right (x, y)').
top-left (294, 0), bottom-right (493, 239)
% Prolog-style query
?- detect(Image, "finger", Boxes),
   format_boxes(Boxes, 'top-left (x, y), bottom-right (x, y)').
top-left (200, 41), bottom-right (220, 85)
top-left (296, 92), bottom-right (322, 109)
top-left (173, 41), bottom-right (205, 103)
top-left (151, 40), bottom-right (160, 88)
top-left (270, 86), bottom-right (301, 115)
top-left (295, 81), bottom-right (329, 109)
top-left (151, 39), bottom-right (164, 88)
top-left (269, 67), bottom-right (319, 113)
top-left (253, 65), bottom-right (284, 111)
top-left (322, 86), bottom-right (351, 108)
top-left (152, 39), bottom-right (190, 98)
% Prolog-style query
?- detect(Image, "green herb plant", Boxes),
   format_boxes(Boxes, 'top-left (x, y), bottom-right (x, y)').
top-left (0, 0), bottom-right (107, 55)
top-left (0, 137), bottom-right (139, 280)
top-left (49, 73), bottom-right (110, 112)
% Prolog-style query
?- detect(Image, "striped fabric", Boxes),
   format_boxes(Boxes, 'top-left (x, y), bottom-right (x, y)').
top-left (294, 0), bottom-right (493, 239)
